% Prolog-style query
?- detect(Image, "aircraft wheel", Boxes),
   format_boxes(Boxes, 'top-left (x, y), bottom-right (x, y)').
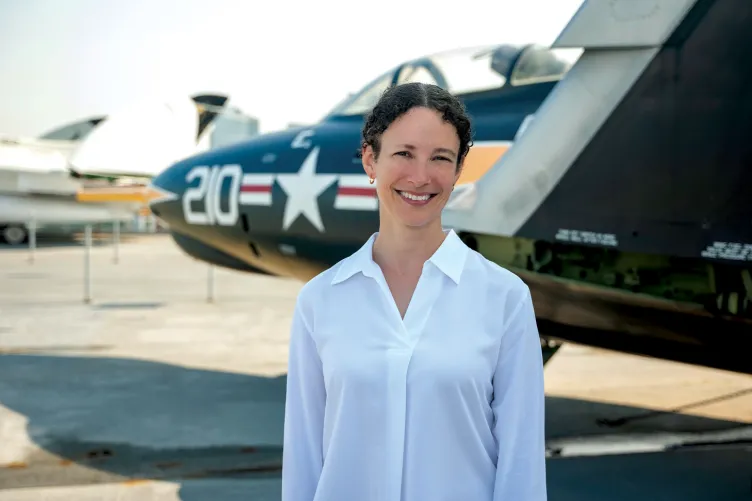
top-left (1, 224), bottom-right (28, 245)
top-left (540, 336), bottom-right (562, 366)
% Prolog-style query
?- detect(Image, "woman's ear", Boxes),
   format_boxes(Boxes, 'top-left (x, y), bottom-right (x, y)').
top-left (361, 144), bottom-right (375, 179)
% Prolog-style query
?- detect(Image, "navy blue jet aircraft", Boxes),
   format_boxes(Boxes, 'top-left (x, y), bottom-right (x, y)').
top-left (147, 42), bottom-right (571, 277)
top-left (148, 0), bottom-right (752, 376)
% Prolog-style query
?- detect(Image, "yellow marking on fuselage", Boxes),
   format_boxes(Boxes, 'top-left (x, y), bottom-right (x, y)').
top-left (456, 142), bottom-right (511, 185)
top-left (76, 186), bottom-right (168, 205)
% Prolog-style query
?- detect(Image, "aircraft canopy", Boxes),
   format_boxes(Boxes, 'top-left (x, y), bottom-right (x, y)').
top-left (327, 44), bottom-right (582, 117)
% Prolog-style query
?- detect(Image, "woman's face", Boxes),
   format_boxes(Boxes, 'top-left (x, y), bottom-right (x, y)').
top-left (362, 106), bottom-right (462, 230)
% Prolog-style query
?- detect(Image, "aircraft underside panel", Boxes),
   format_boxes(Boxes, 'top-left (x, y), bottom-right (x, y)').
top-left (516, 0), bottom-right (752, 264)
top-left (169, 231), bottom-right (271, 275)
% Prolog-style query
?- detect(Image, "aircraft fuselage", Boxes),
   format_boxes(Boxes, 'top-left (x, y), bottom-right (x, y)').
top-left (149, 20), bottom-right (752, 376)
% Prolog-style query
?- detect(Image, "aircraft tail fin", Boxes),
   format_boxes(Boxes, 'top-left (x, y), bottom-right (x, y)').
top-left (192, 94), bottom-right (229, 140)
top-left (67, 95), bottom-right (230, 180)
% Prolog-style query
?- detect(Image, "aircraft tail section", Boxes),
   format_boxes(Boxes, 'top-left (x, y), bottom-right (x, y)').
top-left (445, 0), bottom-right (751, 264)
top-left (67, 96), bottom-right (200, 180)
top-left (192, 94), bottom-right (261, 152)
top-left (443, 0), bottom-right (752, 372)
top-left (192, 94), bottom-right (229, 139)
top-left (67, 94), bottom-right (238, 180)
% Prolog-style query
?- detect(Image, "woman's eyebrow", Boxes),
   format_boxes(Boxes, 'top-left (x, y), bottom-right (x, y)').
top-left (396, 144), bottom-right (457, 158)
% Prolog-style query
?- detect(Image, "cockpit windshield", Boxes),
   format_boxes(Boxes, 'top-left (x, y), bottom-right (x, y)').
top-left (325, 44), bottom-right (582, 118)
top-left (508, 45), bottom-right (581, 86)
top-left (327, 70), bottom-right (395, 118)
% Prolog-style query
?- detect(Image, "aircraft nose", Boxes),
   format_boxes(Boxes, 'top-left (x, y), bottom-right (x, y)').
top-left (146, 162), bottom-right (183, 225)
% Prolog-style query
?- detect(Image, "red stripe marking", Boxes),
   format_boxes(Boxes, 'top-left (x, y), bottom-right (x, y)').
top-left (240, 185), bottom-right (271, 193)
top-left (338, 187), bottom-right (376, 197)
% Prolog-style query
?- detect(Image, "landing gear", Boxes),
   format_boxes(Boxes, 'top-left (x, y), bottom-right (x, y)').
top-left (1, 224), bottom-right (28, 245)
top-left (541, 337), bottom-right (563, 365)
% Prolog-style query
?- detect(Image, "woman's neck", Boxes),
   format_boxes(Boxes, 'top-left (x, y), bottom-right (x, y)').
top-left (372, 218), bottom-right (447, 275)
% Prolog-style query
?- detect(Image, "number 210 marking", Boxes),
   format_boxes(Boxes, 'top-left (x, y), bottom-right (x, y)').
top-left (183, 164), bottom-right (242, 226)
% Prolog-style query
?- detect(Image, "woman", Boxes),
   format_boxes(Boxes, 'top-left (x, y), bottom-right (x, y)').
top-left (282, 82), bottom-right (547, 501)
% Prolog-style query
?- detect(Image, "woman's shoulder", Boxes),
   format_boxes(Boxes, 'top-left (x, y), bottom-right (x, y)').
top-left (463, 248), bottom-right (531, 304)
top-left (465, 247), bottom-right (527, 286)
top-left (295, 257), bottom-right (351, 303)
top-left (292, 258), bottom-right (356, 329)
top-left (461, 250), bottom-right (536, 340)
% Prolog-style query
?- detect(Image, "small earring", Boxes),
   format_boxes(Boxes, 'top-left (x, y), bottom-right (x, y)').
top-left (369, 177), bottom-right (375, 185)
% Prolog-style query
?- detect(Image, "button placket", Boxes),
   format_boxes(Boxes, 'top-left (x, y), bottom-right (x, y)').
top-left (369, 265), bottom-right (444, 501)
top-left (391, 265), bottom-right (445, 501)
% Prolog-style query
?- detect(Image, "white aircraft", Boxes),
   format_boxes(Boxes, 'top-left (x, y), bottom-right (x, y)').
top-left (0, 93), bottom-right (258, 244)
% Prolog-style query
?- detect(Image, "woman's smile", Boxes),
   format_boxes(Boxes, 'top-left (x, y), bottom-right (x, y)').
top-left (396, 189), bottom-right (438, 206)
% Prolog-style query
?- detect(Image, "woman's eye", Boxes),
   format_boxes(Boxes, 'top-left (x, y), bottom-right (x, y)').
top-left (393, 152), bottom-right (452, 163)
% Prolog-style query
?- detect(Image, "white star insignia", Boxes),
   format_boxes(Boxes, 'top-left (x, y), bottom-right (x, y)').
top-left (276, 147), bottom-right (337, 232)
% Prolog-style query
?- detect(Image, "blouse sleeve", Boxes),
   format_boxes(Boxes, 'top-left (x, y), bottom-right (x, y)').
top-left (491, 287), bottom-right (548, 501)
top-left (281, 293), bottom-right (326, 501)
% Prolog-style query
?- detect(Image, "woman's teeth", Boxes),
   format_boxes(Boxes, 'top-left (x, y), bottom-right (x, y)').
top-left (398, 191), bottom-right (432, 202)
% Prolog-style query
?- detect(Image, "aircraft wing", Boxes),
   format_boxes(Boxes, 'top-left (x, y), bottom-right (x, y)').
top-left (66, 94), bottom-right (259, 181)
top-left (67, 96), bottom-right (200, 180)
top-left (0, 132), bottom-right (159, 205)
top-left (0, 134), bottom-right (74, 175)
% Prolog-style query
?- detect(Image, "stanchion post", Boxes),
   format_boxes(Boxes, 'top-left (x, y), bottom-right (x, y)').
top-left (28, 220), bottom-right (36, 264)
top-left (207, 264), bottom-right (215, 303)
top-left (84, 225), bottom-right (92, 304)
top-left (113, 220), bottom-right (120, 264)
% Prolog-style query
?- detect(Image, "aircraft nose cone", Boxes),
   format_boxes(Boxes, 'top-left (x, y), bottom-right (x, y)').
top-left (146, 163), bottom-right (184, 225)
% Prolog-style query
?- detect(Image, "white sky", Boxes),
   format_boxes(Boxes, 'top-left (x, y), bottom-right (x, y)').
top-left (0, 0), bottom-right (584, 136)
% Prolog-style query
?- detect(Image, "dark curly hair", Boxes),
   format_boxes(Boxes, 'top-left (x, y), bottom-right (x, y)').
top-left (361, 82), bottom-right (473, 169)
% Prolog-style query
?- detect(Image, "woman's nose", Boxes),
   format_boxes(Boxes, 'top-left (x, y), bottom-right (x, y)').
top-left (407, 160), bottom-right (431, 185)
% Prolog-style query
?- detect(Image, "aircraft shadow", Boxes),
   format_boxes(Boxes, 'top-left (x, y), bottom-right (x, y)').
top-left (0, 354), bottom-right (748, 501)
top-left (0, 354), bottom-right (286, 500)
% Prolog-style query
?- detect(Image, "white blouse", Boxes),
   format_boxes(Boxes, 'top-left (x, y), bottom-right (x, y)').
top-left (282, 229), bottom-right (547, 501)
